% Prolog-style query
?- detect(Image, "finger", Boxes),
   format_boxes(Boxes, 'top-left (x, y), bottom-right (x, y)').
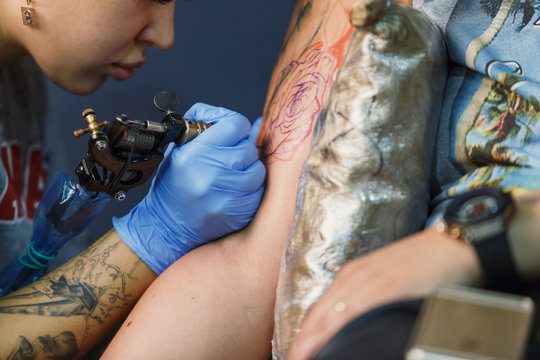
top-left (215, 160), bottom-right (266, 193)
top-left (195, 113), bottom-right (251, 147)
top-left (290, 319), bottom-right (330, 360)
top-left (249, 116), bottom-right (263, 144)
top-left (199, 139), bottom-right (260, 171)
top-left (184, 103), bottom-right (251, 146)
top-left (229, 140), bottom-right (260, 171)
top-left (183, 102), bottom-right (235, 122)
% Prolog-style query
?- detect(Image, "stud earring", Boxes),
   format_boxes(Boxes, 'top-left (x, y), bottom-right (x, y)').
top-left (21, 0), bottom-right (38, 28)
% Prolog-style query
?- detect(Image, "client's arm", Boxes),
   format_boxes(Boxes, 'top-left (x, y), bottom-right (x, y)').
top-left (101, 1), bottom-right (366, 359)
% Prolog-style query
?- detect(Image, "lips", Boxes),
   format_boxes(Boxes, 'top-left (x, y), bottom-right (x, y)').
top-left (110, 61), bottom-right (144, 81)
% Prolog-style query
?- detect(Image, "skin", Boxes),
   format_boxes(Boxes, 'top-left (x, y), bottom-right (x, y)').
top-left (0, 0), bottom-right (175, 94)
top-left (0, 230), bottom-right (157, 359)
top-left (102, 0), bottom-right (362, 358)
top-left (289, 189), bottom-right (540, 360)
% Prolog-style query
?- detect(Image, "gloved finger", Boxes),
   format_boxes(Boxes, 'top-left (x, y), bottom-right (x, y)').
top-left (249, 116), bottom-right (263, 144)
top-left (184, 102), bottom-right (237, 123)
top-left (195, 113), bottom-right (251, 147)
top-left (171, 138), bottom-right (259, 174)
top-left (201, 139), bottom-right (259, 171)
top-left (150, 141), bottom-right (176, 190)
top-left (215, 160), bottom-right (266, 193)
top-left (184, 103), bottom-right (251, 147)
top-left (162, 142), bottom-right (175, 159)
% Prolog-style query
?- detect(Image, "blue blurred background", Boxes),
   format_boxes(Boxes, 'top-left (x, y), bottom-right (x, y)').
top-left (45, 0), bottom-right (296, 263)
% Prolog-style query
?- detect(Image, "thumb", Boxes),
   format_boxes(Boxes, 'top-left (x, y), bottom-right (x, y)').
top-left (249, 116), bottom-right (263, 144)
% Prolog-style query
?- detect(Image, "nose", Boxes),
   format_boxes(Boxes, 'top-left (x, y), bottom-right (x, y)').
top-left (137, 2), bottom-right (175, 50)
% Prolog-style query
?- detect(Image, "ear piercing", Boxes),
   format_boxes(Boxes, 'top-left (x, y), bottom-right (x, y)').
top-left (21, 0), bottom-right (38, 28)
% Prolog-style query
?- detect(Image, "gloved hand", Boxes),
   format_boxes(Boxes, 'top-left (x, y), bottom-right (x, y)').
top-left (113, 103), bottom-right (266, 274)
top-left (249, 116), bottom-right (263, 143)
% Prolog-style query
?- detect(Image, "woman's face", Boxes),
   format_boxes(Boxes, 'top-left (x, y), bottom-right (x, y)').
top-left (17, 0), bottom-right (176, 95)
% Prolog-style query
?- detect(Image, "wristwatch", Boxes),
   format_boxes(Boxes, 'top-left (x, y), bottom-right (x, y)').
top-left (435, 187), bottom-right (520, 291)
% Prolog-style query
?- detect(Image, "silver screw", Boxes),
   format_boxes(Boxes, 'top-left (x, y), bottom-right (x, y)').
top-left (95, 140), bottom-right (107, 151)
top-left (114, 190), bottom-right (127, 201)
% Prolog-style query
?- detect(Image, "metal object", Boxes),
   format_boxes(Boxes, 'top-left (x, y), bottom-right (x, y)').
top-left (154, 90), bottom-right (180, 113)
top-left (74, 92), bottom-right (211, 199)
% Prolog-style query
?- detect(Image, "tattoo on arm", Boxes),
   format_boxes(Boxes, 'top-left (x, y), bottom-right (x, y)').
top-left (261, 48), bottom-right (335, 161)
top-left (6, 332), bottom-right (78, 360)
top-left (0, 238), bottom-right (144, 344)
top-left (280, 0), bottom-right (315, 54)
top-left (261, 0), bottom-right (355, 161)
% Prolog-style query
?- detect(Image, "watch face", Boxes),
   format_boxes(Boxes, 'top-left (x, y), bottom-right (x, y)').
top-left (455, 195), bottom-right (498, 223)
top-left (444, 187), bottom-right (513, 227)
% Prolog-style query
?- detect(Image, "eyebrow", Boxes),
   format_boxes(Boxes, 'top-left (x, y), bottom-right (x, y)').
top-left (153, 0), bottom-right (173, 3)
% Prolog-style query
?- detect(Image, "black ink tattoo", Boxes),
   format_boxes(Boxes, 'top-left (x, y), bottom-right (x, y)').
top-left (0, 238), bottom-right (142, 342)
top-left (280, 0), bottom-right (314, 53)
top-left (7, 331), bottom-right (78, 360)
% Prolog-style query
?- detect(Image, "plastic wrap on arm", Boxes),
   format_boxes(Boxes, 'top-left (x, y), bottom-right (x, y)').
top-left (0, 171), bottom-right (109, 296)
top-left (272, 0), bottom-right (448, 357)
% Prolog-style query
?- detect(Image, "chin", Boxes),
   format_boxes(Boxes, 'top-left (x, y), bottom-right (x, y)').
top-left (54, 76), bottom-right (107, 96)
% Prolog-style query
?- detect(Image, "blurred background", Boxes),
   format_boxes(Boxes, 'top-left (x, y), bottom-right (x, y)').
top-left (46, 0), bottom-right (296, 265)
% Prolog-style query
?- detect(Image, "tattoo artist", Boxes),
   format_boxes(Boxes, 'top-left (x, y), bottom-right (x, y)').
top-left (0, 0), bottom-right (265, 357)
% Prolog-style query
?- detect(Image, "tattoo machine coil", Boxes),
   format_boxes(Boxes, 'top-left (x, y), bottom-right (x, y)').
top-left (74, 91), bottom-right (211, 200)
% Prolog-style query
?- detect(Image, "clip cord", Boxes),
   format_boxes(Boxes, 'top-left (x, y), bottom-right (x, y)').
top-left (18, 242), bottom-right (56, 270)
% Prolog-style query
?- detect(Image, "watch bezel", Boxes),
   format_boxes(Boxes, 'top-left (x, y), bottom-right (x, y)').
top-left (441, 187), bottom-right (514, 243)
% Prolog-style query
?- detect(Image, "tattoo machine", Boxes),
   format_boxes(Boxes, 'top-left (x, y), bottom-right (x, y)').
top-left (0, 92), bottom-right (209, 295)
top-left (73, 91), bottom-right (212, 200)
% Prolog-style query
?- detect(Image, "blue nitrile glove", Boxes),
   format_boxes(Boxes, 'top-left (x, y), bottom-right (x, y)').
top-left (249, 116), bottom-right (263, 143)
top-left (113, 103), bottom-right (266, 274)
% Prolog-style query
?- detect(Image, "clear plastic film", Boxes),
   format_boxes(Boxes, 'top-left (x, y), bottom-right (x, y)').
top-left (0, 171), bottom-right (109, 296)
top-left (272, 0), bottom-right (448, 358)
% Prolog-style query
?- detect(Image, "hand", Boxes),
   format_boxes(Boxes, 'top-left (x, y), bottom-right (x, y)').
top-left (289, 228), bottom-right (482, 360)
top-left (113, 103), bottom-right (266, 275)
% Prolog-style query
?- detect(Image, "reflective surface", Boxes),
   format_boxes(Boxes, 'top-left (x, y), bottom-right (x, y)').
top-left (272, 0), bottom-right (448, 357)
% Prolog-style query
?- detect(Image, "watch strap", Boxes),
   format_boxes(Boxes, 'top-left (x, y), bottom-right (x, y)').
top-left (472, 231), bottom-right (521, 292)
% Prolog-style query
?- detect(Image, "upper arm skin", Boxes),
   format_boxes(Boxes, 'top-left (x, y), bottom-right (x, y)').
top-left (101, 1), bottom-right (364, 359)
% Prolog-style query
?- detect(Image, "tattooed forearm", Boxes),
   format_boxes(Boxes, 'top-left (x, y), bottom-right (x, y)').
top-left (6, 331), bottom-right (78, 360)
top-left (0, 237), bottom-right (143, 341)
top-left (0, 230), bottom-right (154, 358)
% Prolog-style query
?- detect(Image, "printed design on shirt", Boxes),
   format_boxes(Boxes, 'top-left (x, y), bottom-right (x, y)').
top-left (0, 142), bottom-right (47, 221)
top-left (465, 0), bottom-right (540, 69)
top-left (448, 76), bottom-right (540, 196)
top-left (486, 59), bottom-right (540, 103)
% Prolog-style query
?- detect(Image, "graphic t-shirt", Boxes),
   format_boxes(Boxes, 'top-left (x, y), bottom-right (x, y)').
top-left (0, 56), bottom-right (48, 269)
top-left (413, 0), bottom-right (540, 216)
